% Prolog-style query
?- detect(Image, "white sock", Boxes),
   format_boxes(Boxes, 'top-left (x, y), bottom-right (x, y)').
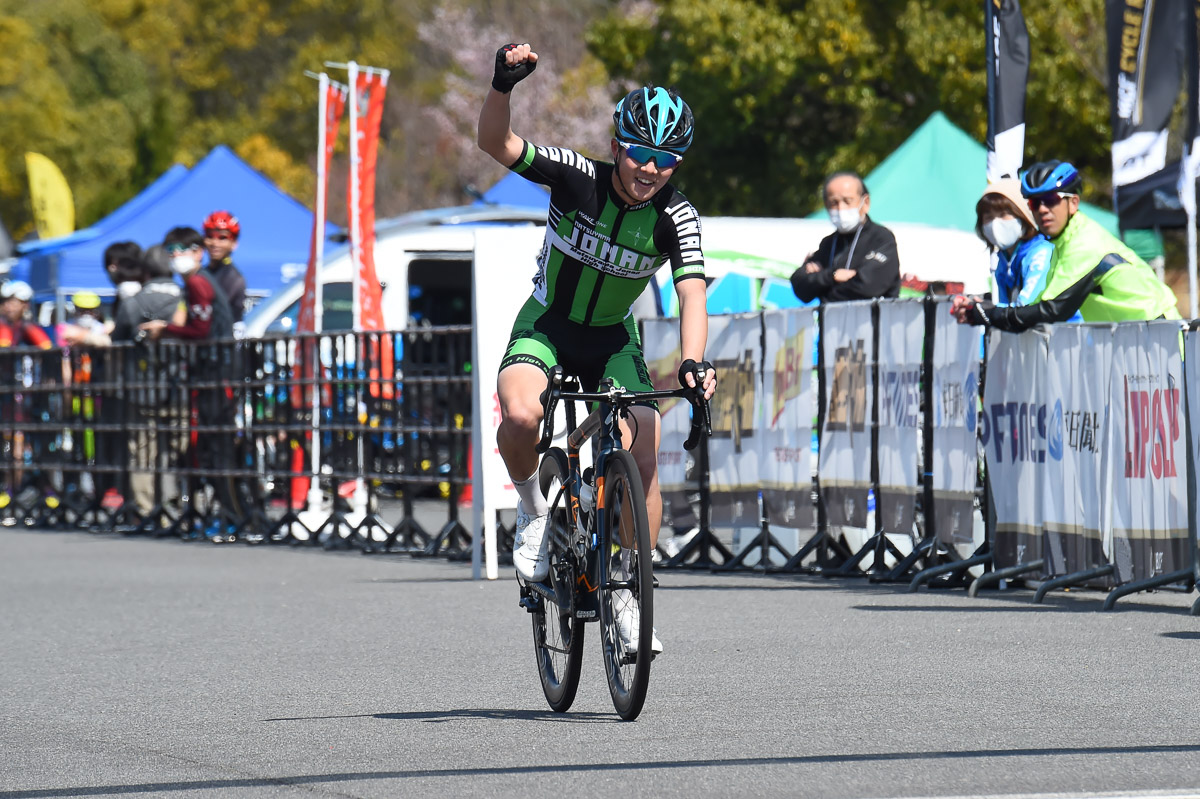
top-left (512, 472), bottom-right (549, 517)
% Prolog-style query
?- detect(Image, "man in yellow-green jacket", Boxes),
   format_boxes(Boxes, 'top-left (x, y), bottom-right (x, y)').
top-left (956, 160), bottom-right (1180, 331)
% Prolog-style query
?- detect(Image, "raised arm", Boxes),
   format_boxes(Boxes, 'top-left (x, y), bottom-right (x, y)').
top-left (477, 43), bottom-right (538, 166)
top-left (674, 277), bottom-right (716, 399)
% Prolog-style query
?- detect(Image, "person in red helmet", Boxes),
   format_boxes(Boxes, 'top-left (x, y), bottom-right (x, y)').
top-left (202, 210), bottom-right (247, 327)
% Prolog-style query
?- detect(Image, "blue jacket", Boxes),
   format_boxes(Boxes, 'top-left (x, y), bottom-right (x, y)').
top-left (993, 235), bottom-right (1053, 307)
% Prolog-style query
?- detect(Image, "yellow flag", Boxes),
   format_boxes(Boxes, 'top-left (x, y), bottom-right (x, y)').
top-left (25, 152), bottom-right (75, 239)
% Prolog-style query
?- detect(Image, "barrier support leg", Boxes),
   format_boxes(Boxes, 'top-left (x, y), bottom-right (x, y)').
top-left (770, 529), bottom-right (852, 574)
top-left (1032, 563), bottom-right (1115, 604)
top-left (716, 514), bottom-right (792, 572)
top-left (968, 559), bottom-right (1046, 598)
top-left (1101, 568), bottom-right (1193, 611)
top-left (1190, 595), bottom-right (1200, 616)
top-left (908, 552), bottom-right (992, 593)
top-left (875, 536), bottom-right (936, 583)
top-left (832, 533), bottom-right (894, 578)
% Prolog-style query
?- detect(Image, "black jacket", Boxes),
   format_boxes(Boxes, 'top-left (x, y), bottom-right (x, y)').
top-left (207, 258), bottom-right (247, 322)
top-left (789, 217), bottom-right (900, 303)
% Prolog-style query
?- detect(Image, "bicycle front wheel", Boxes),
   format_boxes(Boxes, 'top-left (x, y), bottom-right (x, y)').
top-left (597, 449), bottom-right (653, 720)
top-left (532, 448), bottom-right (585, 712)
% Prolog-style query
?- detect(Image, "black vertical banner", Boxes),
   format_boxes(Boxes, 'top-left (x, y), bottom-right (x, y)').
top-left (985, 0), bottom-right (1031, 181)
top-left (1108, 0), bottom-right (1190, 190)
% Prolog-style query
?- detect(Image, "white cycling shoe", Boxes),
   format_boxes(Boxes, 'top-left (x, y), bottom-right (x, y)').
top-left (613, 588), bottom-right (663, 655)
top-left (513, 501), bottom-right (550, 583)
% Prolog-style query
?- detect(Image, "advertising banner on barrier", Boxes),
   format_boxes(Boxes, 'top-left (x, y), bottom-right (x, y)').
top-left (643, 317), bottom-right (688, 494)
top-left (931, 303), bottom-right (981, 548)
top-left (706, 313), bottom-right (762, 526)
top-left (1043, 324), bottom-right (1114, 576)
top-left (876, 300), bottom-right (924, 536)
top-left (819, 301), bottom-right (874, 529)
top-left (1108, 321), bottom-right (1189, 583)
top-left (982, 329), bottom-right (1048, 571)
top-left (760, 308), bottom-right (816, 530)
top-left (1186, 329), bottom-right (1200, 584)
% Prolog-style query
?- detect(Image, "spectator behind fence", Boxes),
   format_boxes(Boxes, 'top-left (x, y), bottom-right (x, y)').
top-left (790, 172), bottom-right (900, 304)
top-left (0, 281), bottom-right (52, 349)
top-left (58, 291), bottom-right (113, 348)
top-left (202, 210), bottom-right (247, 329)
top-left (138, 227), bottom-right (233, 343)
top-left (111, 245), bottom-right (185, 342)
top-left (955, 160), bottom-right (1180, 331)
top-left (949, 179), bottom-right (1079, 323)
top-left (139, 227), bottom-right (242, 541)
top-left (112, 245), bottom-right (187, 525)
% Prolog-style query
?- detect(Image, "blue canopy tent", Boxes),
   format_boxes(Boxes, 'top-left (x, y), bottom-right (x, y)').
top-left (473, 171), bottom-right (550, 212)
top-left (15, 146), bottom-right (336, 302)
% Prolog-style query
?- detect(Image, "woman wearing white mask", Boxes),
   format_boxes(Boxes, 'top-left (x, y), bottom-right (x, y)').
top-left (974, 179), bottom-right (1059, 308)
top-left (790, 171), bottom-right (900, 304)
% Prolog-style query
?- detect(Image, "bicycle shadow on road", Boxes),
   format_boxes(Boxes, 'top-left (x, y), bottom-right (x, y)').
top-left (263, 708), bottom-right (619, 724)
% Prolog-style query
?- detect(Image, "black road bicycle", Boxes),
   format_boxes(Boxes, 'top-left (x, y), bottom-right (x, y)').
top-left (519, 365), bottom-right (709, 720)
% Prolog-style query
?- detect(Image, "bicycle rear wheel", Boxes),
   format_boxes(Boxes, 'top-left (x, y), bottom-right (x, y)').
top-left (597, 449), bottom-right (653, 720)
top-left (532, 448), bottom-right (585, 712)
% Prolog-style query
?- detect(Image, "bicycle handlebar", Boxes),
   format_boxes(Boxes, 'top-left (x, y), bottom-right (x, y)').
top-left (534, 365), bottom-right (712, 454)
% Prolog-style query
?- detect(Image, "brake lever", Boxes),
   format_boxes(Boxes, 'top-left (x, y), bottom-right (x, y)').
top-left (682, 382), bottom-right (711, 452)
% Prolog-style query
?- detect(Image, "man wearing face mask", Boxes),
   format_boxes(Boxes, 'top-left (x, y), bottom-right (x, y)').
top-left (138, 227), bottom-right (233, 343)
top-left (790, 172), bottom-right (900, 304)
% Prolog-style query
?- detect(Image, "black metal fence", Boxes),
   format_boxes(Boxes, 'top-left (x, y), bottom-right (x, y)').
top-left (0, 328), bottom-right (473, 557)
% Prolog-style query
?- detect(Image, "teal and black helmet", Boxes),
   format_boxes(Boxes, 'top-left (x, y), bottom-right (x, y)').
top-left (613, 86), bottom-right (694, 155)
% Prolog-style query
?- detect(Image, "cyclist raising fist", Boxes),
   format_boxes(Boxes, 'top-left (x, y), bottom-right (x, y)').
top-left (477, 43), bottom-right (716, 653)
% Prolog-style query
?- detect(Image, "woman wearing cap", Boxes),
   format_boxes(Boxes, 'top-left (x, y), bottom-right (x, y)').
top-left (951, 180), bottom-right (1078, 324)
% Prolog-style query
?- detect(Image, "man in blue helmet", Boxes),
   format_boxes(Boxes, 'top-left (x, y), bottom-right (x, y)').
top-left (478, 42), bottom-right (716, 655)
top-left (955, 160), bottom-right (1179, 330)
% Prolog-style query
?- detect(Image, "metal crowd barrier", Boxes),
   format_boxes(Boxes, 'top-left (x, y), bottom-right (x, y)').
top-left (650, 298), bottom-right (1200, 612)
top-left (0, 328), bottom-right (473, 557)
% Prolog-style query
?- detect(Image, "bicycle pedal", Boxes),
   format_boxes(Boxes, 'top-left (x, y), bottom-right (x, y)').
top-left (519, 594), bottom-right (541, 613)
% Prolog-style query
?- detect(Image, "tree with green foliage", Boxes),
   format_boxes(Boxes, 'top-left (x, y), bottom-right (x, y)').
top-left (587, 0), bottom-right (1116, 216)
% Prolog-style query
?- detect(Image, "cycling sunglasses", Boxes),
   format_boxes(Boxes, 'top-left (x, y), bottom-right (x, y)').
top-left (1027, 192), bottom-right (1076, 210)
top-left (619, 141), bottom-right (683, 169)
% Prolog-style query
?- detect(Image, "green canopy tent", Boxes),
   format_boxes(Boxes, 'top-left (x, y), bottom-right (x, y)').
top-left (807, 111), bottom-right (1121, 236)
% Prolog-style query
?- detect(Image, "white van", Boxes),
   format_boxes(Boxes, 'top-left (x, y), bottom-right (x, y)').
top-left (243, 204), bottom-right (547, 338)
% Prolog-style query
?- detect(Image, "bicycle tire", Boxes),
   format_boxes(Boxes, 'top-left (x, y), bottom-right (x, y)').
top-left (532, 448), bottom-right (585, 712)
top-left (597, 448), bottom-right (653, 720)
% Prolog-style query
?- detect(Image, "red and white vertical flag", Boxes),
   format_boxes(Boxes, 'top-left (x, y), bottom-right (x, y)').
top-left (348, 63), bottom-right (389, 333)
top-left (297, 75), bottom-right (347, 335)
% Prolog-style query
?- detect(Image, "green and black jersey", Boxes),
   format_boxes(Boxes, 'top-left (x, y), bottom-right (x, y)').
top-left (510, 140), bottom-right (705, 326)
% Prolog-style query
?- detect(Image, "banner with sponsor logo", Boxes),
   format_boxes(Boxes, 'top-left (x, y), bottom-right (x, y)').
top-left (643, 317), bottom-right (688, 494)
top-left (1042, 324), bottom-right (1114, 576)
top-left (760, 308), bottom-right (817, 530)
top-left (876, 300), bottom-right (924, 536)
top-left (931, 303), bottom-right (982, 549)
top-left (349, 66), bottom-right (389, 333)
top-left (1185, 329), bottom-right (1200, 583)
top-left (706, 313), bottom-right (762, 526)
top-left (985, 0), bottom-right (1031, 181)
top-left (982, 329), bottom-right (1048, 571)
top-left (1107, 321), bottom-right (1189, 583)
top-left (297, 76), bottom-right (348, 338)
top-left (1107, 0), bottom-right (1190, 191)
top-left (818, 301), bottom-right (875, 529)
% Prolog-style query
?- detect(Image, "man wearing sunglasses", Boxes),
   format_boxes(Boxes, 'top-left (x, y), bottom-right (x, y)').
top-left (958, 160), bottom-right (1179, 330)
top-left (478, 43), bottom-right (716, 654)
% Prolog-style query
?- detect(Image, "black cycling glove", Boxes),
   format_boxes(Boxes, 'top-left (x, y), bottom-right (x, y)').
top-left (492, 44), bottom-right (537, 93)
top-left (678, 359), bottom-right (715, 391)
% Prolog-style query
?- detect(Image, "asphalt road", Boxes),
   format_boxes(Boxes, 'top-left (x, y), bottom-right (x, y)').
top-left (3, 528), bottom-right (1200, 799)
